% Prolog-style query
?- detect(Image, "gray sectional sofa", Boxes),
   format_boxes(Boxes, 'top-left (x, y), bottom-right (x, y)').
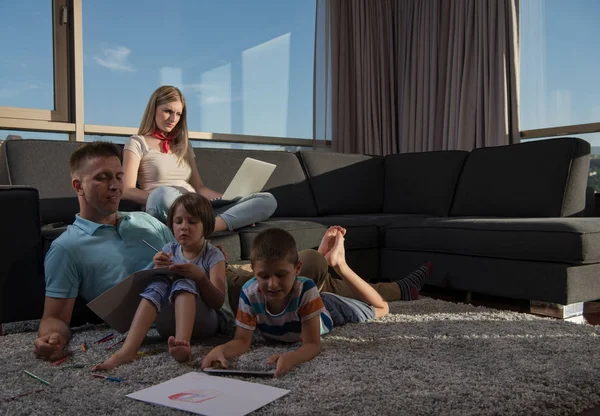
top-left (1, 137), bottom-right (598, 329)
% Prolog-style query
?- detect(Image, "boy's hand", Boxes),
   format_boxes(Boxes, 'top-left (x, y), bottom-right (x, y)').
top-left (267, 353), bottom-right (295, 377)
top-left (201, 347), bottom-right (228, 369)
top-left (317, 226), bottom-right (347, 257)
top-left (324, 231), bottom-right (347, 269)
top-left (169, 263), bottom-right (207, 282)
top-left (153, 251), bottom-right (173, 268)
top-left (34, 332), bottom-right (66, 361)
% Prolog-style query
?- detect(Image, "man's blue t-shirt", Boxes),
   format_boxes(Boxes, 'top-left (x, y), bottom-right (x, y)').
top-left (44, 212), bottom-right (174, 302)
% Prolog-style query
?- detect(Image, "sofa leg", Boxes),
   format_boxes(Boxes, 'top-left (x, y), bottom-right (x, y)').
top-left (464, 291), bottom-right (472, 304)
top-left (530, 301), bottom-right (584, 319)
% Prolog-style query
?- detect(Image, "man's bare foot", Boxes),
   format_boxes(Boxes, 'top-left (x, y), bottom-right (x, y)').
top-left (168, 336), bottom-right (192, 363)
top-left (318, 226), bottom-right (346, 256)
top-left (92, 350), bottom-right (137, 371)
top-left (325, 231), bottom-right (347, 268)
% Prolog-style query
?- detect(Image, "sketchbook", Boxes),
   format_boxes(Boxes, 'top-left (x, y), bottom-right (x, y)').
top-left (87, 268), bottom-right (178, 334)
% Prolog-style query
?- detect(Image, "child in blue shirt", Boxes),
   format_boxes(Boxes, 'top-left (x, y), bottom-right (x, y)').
top-left (94, 193), bottom-right (228, 370)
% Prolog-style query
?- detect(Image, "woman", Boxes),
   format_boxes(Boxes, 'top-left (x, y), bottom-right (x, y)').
top-left (122, 85), bottom-right (277, 231)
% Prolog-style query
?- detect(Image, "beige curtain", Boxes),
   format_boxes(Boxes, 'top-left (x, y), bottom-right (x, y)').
top-left (314, 0), bottom-right (520, 155)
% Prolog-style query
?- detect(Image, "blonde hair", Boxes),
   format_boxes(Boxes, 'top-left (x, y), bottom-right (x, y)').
top-left (138, 85), bottom-right (190, 164)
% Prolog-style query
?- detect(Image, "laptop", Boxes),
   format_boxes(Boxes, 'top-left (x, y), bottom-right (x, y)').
top-left (211, 157), bottom-right (277, 207)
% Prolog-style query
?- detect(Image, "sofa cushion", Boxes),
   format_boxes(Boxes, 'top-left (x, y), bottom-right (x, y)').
top-left (193, 148), bottom-right (318, 218)
top-left (450, 138), bottom-right (591, 217)
top-left (385, 217), bottom-right (600, 264)
top-left (238, 220), bottom-right (327, 259)
top-left (0, 140), bottom-right (130, 224)
top-left (384, 151), bottom-right (468, 216)
top-left (207, 232), bottom-right (242, 262)
top-left (282, 214), bottom-right (428, 250)
top-left (299, 151), bottom-right (384, 215)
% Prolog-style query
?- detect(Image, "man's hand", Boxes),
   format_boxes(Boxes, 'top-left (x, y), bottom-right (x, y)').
top-left (34, 332), bottom-right (66, 361)
top-left (153, 251), bottom-right (173, 268)
top-left (267, 352), bottom-right (295, 377)
top-left (169, 263), bottom-right (207, 282)
top-left (201, 347), bottom-right (228, 369)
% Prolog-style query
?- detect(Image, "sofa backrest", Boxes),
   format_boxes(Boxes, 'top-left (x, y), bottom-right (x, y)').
top-left (0, 140), bottom-right (84, 224)
top-left (384, 150), bottom-right (469, 216)
top-left (299, 151), bottom-right (384, 215)
top-left (0, 140), bottom-right (135, 225)
top-left (193, 147), bottom-right (318, 217)
top-left (450, 137), bottom-right (591, 218)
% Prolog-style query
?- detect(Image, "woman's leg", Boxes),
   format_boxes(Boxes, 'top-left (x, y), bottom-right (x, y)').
top-left (146, 186), bottom-right (186, 222)
top-left (213, 192), bottom-right (277, 231)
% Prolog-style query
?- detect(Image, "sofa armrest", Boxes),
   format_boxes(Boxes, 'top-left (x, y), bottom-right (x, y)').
top-left (0, 186), bottom-right (41, 332)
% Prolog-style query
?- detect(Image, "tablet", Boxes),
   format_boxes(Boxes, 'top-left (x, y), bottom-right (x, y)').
top-left (203, 367), bottom-right (275, 378)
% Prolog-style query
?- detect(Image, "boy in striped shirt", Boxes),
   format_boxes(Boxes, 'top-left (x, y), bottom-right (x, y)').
top-left (201, 226), bottom-right (392, 377)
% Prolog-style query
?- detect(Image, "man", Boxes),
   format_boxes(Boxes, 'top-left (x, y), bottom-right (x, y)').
top-left (34, 142), bottom-right (174, 361)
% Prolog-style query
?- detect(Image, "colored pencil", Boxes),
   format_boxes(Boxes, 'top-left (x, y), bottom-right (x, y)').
top-left (106, 338), bottom-right (124, 350)
top-left (91, 373), bottom-right (124, 382)
top-left (23, 370), bottom-right (51, 386)
top-left (142, 239), bottom-right (160, 253)
top-left (58, 364), bottom-right (85, 369)
top-left (96, 334), bottom-right (115, 344)
top-left (50, 356), bottom-right (69, 367)
top-left (1, 388), bottom-right (46, 403)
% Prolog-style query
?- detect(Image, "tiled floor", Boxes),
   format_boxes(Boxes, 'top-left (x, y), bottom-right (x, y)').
top-left (420, 286), bottom-right (600, 416)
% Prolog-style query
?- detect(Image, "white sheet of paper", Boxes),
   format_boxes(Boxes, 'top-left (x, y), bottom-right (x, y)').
top-left (86, 267), bottom-right (177, 334)
top-left (127, 372), bottom-right (289, 416)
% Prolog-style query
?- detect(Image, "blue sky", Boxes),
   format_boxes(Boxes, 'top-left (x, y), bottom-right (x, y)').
top-left (2, 1), bottom-right (600, 146)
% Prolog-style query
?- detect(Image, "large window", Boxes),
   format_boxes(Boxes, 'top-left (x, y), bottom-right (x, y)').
top-left (0, 1), bottom-right (54, 110)
top-left (520, 0), bottom-right (600, 191)
top-left (520, 0), bottom-right (600, 135)
top-left (82, 0), bottom-right (316, 140)
top-left (0, 0), bottom-right (69, 123)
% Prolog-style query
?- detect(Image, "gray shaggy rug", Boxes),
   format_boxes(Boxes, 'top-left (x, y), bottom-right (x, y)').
top-left (2, 297), bottom-right (600, 416)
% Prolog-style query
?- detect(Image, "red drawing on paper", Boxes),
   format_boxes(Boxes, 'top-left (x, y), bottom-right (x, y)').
top-left (168, 389), bottom-right (221, 404)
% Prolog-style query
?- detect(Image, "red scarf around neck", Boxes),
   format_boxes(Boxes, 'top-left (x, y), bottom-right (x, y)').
top-left (151, 128), bottom-right (174, 153)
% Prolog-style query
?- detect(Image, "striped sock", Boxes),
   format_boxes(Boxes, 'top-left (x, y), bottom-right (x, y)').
top-left (396, 262), bottom-right (432, 301)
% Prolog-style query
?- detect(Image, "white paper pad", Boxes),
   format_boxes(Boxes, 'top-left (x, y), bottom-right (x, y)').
top-left (127, 372), bottom-right (289, 415)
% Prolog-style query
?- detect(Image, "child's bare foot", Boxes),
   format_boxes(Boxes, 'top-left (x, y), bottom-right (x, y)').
top-left (318, 226), bottom-right (346, 256)
top-left (168, 336), bottom-right (192, 363)
top-left (92, 350), bottom-right (138, 371)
